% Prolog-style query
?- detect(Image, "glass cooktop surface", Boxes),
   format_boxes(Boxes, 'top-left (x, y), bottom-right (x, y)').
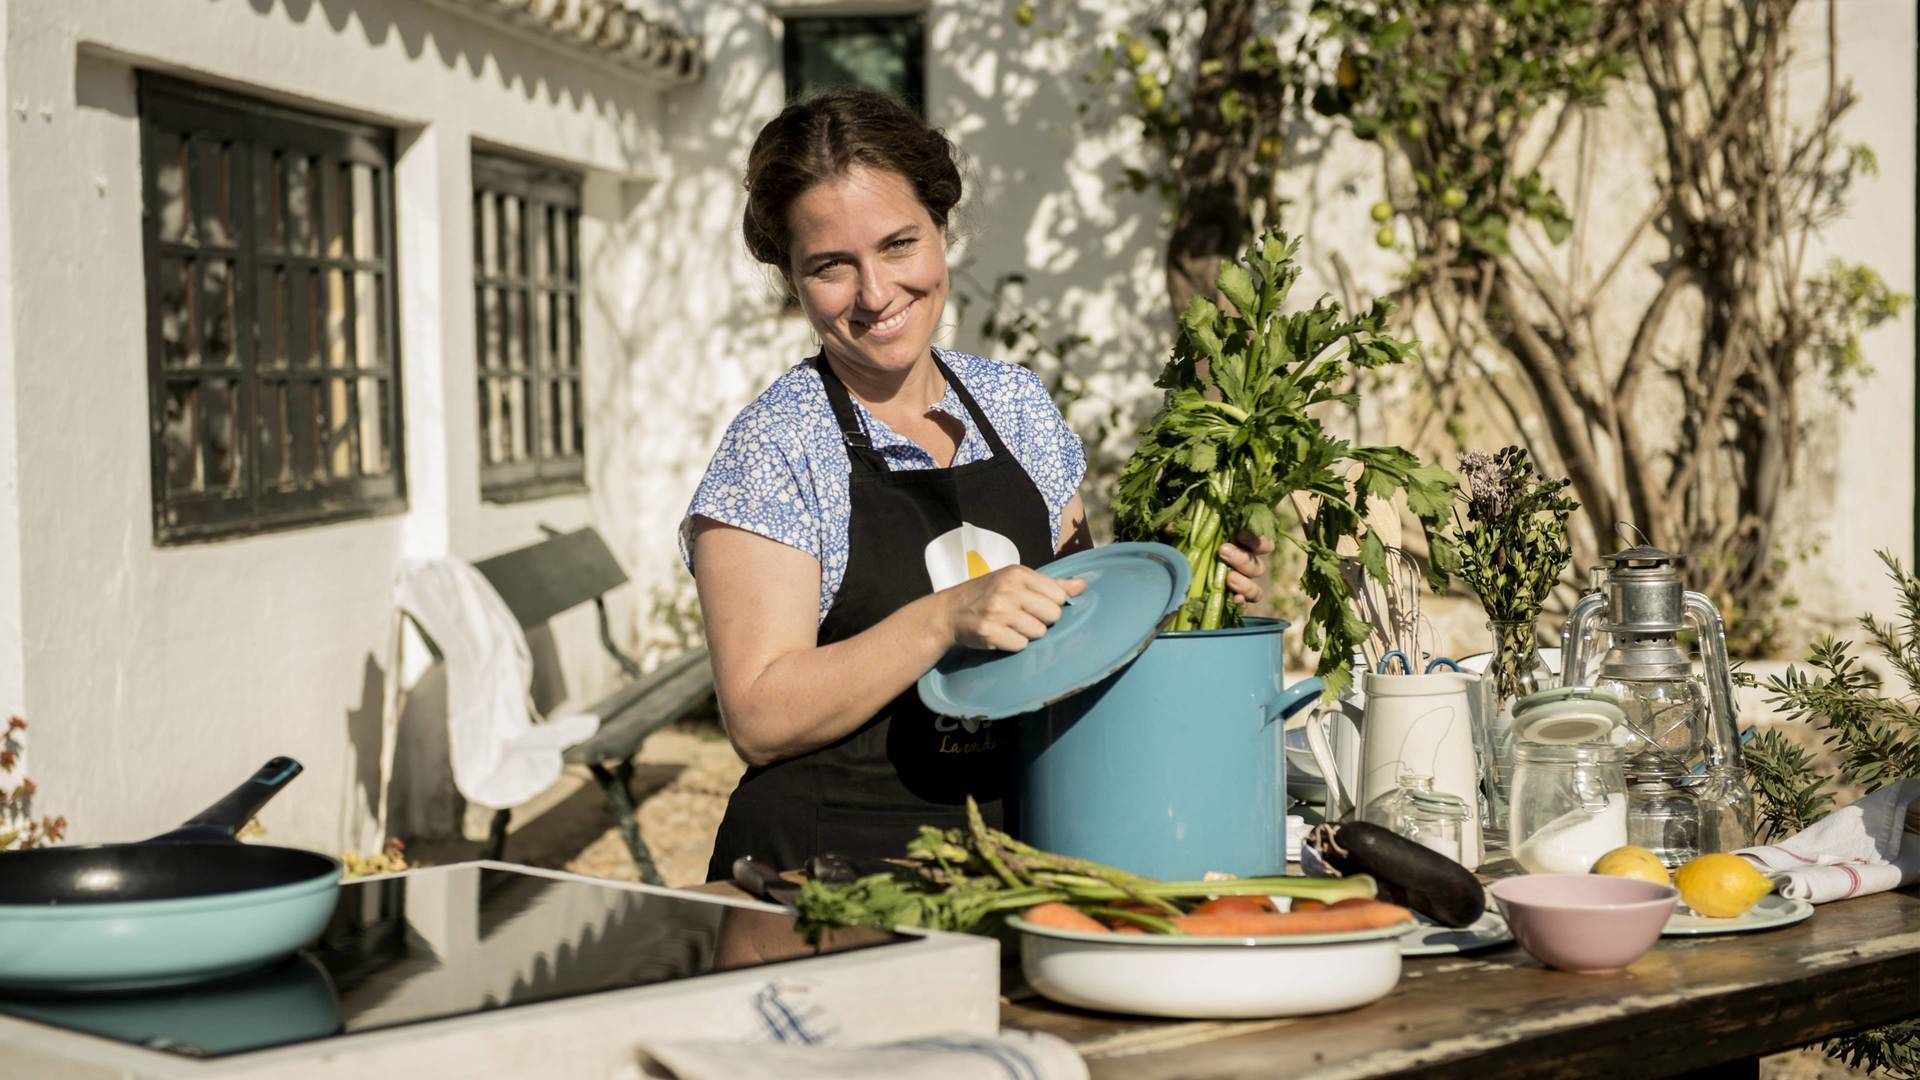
top-left (0, 865), bottom-right (903, 1058)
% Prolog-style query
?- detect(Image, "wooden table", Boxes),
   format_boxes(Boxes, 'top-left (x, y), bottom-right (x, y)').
top-left (1001, 888), bottom-right (1920, 1079)
top-left (697, 875), bottom-right (1920, 1078)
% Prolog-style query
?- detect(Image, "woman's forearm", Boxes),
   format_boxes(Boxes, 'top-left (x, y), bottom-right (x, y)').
top-left (719, 591), bottom-right (955, 766)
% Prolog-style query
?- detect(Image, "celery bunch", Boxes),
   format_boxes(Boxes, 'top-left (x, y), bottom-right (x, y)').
top-left (1112, 230), bottom-right (1457, 696)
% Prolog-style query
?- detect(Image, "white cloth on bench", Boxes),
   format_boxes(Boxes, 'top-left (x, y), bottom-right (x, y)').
top-left (396, 558), bottom-right (598, 809)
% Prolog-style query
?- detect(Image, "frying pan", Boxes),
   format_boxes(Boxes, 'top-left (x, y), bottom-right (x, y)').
top-left (0, 757), bottom-right (343, 992)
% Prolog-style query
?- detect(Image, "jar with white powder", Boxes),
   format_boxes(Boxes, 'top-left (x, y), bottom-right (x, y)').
top-left (1510, 743), bottom-right (1627, 874)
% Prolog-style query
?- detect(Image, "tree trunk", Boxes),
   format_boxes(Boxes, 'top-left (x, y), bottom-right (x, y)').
top-left (1165, 0), bottom-right (1259, 318)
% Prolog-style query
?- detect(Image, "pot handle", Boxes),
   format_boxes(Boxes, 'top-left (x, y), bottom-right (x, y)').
top-left (1267, 677), bottom-right (1325, 724)
top-left (149, 756), bottom-right (304, 843)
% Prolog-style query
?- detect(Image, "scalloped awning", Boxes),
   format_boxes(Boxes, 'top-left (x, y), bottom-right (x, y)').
top-left (451, 0), bottom-right (704, 85)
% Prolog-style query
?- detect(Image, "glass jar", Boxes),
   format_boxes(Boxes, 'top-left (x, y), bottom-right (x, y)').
top-left (1509, 744), bottom-right (1627, 875)
top-left (1397, 788), bottom-right (1469, 864)
top-left (1625, 754), bottom-right (1699, 867)
top-left (1697, 764), bottom-right (1757, 853)
top-left (1359, 771), bottom-right (1432, 831)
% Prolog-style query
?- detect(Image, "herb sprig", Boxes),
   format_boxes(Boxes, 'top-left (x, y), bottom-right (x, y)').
top-left (1442, 446), bottom-right (1576, 624)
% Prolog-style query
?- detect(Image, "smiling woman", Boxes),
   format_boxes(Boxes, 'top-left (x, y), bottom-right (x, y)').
top-left (679, 88), bottom-right (1270, 880)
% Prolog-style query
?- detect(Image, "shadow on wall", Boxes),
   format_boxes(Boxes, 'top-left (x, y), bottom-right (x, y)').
top-left (586, 0), bottom-right (807, 658)
top-left (337, 647), bottom-right (455, 848)
top-left (233, 0), bottom-right (655, 114)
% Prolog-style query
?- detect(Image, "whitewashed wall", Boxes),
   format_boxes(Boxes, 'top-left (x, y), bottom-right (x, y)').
top-left (0, 0), bottom-right (673, 849)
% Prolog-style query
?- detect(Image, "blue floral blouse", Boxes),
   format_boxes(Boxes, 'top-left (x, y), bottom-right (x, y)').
top-left (680, 348), bottom-right (1087, 622)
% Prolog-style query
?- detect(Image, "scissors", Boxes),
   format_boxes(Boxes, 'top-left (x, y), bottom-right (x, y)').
top-left (1377, 650), bottom-right (1461, 675)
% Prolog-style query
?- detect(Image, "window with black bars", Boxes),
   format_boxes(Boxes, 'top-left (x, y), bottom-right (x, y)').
top-left (472, 152), bottom-right (586, 501)
top-left (139, 76), bottom-right (404, 544)
top-left (782, 15), bottom-right (927, 115)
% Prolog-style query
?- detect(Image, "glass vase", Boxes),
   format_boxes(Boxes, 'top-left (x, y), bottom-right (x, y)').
top-left (1483, 618), bottom-right (1554, 829)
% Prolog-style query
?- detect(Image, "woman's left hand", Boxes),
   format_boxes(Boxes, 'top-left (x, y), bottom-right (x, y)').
top-left (1219, 528), bottom-right (1273, 606)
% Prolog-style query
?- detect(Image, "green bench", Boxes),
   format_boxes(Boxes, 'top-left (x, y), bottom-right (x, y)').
top-left (467, 526), bottom-right (715, 885)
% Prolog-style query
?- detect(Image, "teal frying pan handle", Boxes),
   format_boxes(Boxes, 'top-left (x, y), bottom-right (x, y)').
top-left (1268, 677), bottom-right (1326, 724)
top-left (149, 757), bottom-right (305, 843)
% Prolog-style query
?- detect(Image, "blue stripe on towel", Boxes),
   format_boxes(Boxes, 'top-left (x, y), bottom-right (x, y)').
top-left (889, 1036), bottom-right (1042, 1080)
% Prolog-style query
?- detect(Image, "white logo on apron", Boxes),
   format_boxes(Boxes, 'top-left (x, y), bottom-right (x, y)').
top-left (923, 523), bottom-right (1020, 591)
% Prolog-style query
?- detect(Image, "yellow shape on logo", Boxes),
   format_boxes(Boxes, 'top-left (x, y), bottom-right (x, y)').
top-left (966, 549), bottom-right (991, 579)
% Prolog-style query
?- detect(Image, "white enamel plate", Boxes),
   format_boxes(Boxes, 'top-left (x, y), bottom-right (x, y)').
top-left (1662, 892), bottom-right (1814, 936)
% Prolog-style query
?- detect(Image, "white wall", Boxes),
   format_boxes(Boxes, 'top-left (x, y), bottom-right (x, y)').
top-left (2, 0), bottom-right (673, 849)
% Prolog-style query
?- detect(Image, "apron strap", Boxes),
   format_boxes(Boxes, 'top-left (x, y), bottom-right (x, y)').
top-left (813, 353), bottom-right (891, 473)
top-left (933, 355), bottom-right (1013, 461)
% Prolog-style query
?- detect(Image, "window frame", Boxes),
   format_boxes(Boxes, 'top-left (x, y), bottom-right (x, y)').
top-left (780, 13), bottom-right (928, 115)
top-left (471, 150), bottom-right (588, 503)
top-left (138, 74), bottom-right (406, 545)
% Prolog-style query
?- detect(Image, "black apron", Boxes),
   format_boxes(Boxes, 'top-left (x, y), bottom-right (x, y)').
top-left (706, 353), bottom-right (1056, 878)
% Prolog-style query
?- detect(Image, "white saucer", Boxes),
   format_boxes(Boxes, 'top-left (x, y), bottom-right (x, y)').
top-left (1400, 909), bottom-right (1513, 955)
top-left (1662, 892), bottom-right (1814, 935)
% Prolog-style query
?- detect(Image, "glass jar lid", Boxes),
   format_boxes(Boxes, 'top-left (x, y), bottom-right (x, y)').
top-left (1513, 742), bottom-right (1624, 766)
top-left (1404, 789), bottom-right (1468, 819)
top-left (1513, 686), bottom-right (1626, 745)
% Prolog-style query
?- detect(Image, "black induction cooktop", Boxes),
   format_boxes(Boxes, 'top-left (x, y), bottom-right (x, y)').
top-left (0, 865), bottom-right (904, 1058)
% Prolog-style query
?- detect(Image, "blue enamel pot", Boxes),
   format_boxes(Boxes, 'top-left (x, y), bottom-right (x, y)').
top-left (1015, 618), bottom-right (1322, 880)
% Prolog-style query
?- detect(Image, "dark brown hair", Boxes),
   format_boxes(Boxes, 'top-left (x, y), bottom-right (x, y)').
top-left (742, 86), bottom-right (963, 271)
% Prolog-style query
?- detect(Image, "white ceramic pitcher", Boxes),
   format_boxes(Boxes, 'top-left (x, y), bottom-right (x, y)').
top-left (1305, 670), bottom-right (1486, 869)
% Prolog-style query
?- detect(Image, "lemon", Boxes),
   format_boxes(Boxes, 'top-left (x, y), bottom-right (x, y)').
top-left (1591, 845), bottom-right (1671, 886)
top-left (1674, 854), bottom-right (1773, 918)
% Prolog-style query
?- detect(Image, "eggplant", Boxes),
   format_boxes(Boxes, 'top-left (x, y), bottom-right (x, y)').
top-left (1306, 821), bottom-right (1486, 928)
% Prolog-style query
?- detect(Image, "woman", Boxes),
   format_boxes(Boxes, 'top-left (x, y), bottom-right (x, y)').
top-left (683, 87), bottom-right (1270, 879)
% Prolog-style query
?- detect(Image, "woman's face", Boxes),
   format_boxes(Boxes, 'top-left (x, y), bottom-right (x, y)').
top-left (786, 166), bottom-right (948, 379)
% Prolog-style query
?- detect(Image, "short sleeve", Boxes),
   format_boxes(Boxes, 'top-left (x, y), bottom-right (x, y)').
top-left (1004, 365), bottom-right (1087, 544)
top-left (679, 404), bottom-right (825, 575)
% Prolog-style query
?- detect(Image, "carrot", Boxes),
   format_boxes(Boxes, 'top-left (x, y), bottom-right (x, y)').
top-left (1290, 898), bottom-right (1327, 912)
top-left (1170, 900), bottom-right (1412, 937)
top-left (1191, 895), bottom-right (1278, 917)
top-left (1023, 902), bottom-right (1110, 934)
top-left (1101, 901), bottom-right (1158, 930)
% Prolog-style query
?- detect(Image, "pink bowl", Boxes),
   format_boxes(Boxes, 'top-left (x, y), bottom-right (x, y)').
top-left (1490, 874), bottom-right (1679, 973)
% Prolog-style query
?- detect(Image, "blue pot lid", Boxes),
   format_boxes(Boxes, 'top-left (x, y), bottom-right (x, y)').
top-left (916, 541), bottom-right (1192, 721)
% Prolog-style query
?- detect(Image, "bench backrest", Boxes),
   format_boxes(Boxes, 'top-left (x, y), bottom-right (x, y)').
top-left (473, 527), bottom-right (628, 630)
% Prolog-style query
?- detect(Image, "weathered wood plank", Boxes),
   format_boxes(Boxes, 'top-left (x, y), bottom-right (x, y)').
top-left (1003, 889), bottom-right (1920, 1079)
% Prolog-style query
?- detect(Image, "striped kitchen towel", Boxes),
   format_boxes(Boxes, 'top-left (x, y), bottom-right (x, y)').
top-left (638, 1030), bottom-right (1087, 1080)
top-left (1737, 779), bottom-right (1920, 903)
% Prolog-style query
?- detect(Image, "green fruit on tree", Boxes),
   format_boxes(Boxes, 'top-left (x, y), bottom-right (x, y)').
top-left (1440, 186), bottom-right (1466, 210)
top-left (1015, 2), bottom-right (1034, 27)
top-left (1369, 200), bottom-right (1393, 223)
top-left (1403, 116), bottom-right (1427, 140)
top-left (1126, 41), bottom-right (1149, 66)
top-left (1374, 225), bottom-right (1396, 248)
top-left (1257, 134), bottom-right (1283, 160)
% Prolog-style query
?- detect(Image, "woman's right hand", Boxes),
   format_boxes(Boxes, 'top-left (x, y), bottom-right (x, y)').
top-left (939, 566), bottom-right (1085, 652)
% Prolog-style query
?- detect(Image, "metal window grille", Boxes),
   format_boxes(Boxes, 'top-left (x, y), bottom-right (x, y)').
top-left (138, 75), bottom-right (405, 544)
top-left (782, 15), bottom-right (927, 115)
top-left (472, 152), bottom-right (586, 501)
